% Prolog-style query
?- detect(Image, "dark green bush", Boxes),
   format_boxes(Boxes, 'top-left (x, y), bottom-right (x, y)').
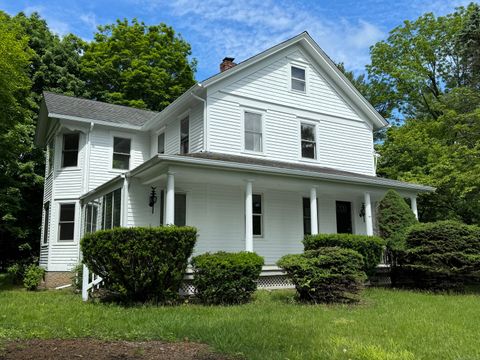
top-left (278, 247), bottom-right (366, 303)
top-left (7, 263), bottom-right (23, 285)
top-left (81, 226), bottom-right (197, 303)
top-left (303, 233), bottom-right (385, 276)
top-left (191, 252), bottom-right (264, 305)
top-left (23, 264), bottom-right (45, 291)
top-left (395, 221), bottom-right (480, 290)
top-left (378, 190), bottom-right (418, 242)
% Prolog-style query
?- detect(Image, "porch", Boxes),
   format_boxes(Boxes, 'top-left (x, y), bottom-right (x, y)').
top-left (80, 153), bottom-right (425, 266)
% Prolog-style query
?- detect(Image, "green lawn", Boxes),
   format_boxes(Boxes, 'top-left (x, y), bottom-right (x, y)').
top-left (1, 278), bottom-right (479, 360)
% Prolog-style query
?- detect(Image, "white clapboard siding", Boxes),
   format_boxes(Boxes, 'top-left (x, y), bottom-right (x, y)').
top-left (39, 246), bottom-right (49, 268)
top-left (47, 243), bottom-right (79, 271)
top-left (189, 103), bottom-right (204, 153)
top-left (88, 127), bottom-right (150, 191)
top-left (206, 45), bottom-right (376, 175)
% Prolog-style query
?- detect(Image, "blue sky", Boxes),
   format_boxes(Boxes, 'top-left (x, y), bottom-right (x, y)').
top-left (0, 0), bottom-right (472, 80)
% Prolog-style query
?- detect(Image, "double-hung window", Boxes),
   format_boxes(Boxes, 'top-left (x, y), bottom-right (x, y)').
top-left (58, 203), bottom-right (75, 241)
top-left (47, 140), bottom-right (55, 174)
top-left (302, 197), bottom-right (311, 235)
top-left (113, 137), bottom-right (131, 170)
top-left (301, 123), bottom-right (316, 159)
top-left (102, 188), bottom-right (121, 229)
top-left (180, 117), bottom-right (189, 154)
top-left (157, 133), bottom-right (165, 154)
top-left (43, 202), bottom-right (50, 244)
top-left (244, 111), bottom-right (262, 152)
top-left (252, 194), bottom-right (263, 237)
top-left (291, 66), bottom-right (306, 92)
top-left (85, 203), bottom-right (98, 233)
top-left (62, 133), bottom-right (79, 167)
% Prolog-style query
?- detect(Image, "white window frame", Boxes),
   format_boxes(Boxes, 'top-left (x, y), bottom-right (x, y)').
top-left (179, 116), bottom-right (190, 154)
top-left (157, 132), bottom-right (166, 154)
top-left (242, 109), bottom-right (265, 154)
top-left (111, 135), bottom-right (132, 171)
top-left (42, 202), bottom-right (50, 245)
top-left (47, 139), bottom-right (55, 176)
top-left (61, 133), bottom-right (80, 169)
top-left (252, 193), bottom-right (263, 238)
top-left (299, 120), bottom-right (318, 161)
top-left (290, 64), bottom-right (307, 93)
top-left (57, 202), bottom-right (77, 243)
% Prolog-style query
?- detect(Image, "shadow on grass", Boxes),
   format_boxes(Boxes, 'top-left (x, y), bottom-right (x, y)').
top-left (0, 273), bottom-right (19, 291)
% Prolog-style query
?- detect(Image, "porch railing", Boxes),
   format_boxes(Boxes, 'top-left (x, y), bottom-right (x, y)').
top-left (81, 264), bottom-right (103, 301)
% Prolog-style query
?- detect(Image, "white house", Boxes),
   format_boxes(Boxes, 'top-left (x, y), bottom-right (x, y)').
top-left (34, 32), bottom-right (433, 288)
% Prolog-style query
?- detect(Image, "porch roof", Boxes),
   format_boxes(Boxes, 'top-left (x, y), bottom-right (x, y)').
top-left (80, 152), bottom-right (434, 202)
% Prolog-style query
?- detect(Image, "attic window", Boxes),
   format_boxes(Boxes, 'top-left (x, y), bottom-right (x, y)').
top-left (291, 66), bottom-right (306, 92)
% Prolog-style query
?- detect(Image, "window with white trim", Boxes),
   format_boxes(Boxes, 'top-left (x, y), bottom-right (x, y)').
top-left (252, 194), bottom-right (263, 236)
top-left (301, 123), bottom-right (316, 159)
top-left (47, 140), bottom-right (54, 174)
top-left (244, 111), bottom-right (262, 152)
top-left (102, 188), bottom-right (121, 229)
top-left (113, 137), bottom-right (131, 170)
top-left (62, 133), bottom-right (79, 167)
top-left (43, 202), bottom-right (50, 244)
top-left (157, 132), bottom-right (165, 154)
top-left (302, 197), bottom-right (311, 236)
top-left (58, 203), bottom-right (75, 241)
top-left (291, 66), bottom-right (306, 92)
top-left (180, 117), bottom-right (189, 154)
top-left (174, 193), bottom-right (187, 226)
top-left (85, 202), bottom-right (99, 233)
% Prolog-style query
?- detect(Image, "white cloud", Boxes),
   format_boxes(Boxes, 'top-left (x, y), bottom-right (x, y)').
top-left (155, 0), bottom-right (385, 76)
top-left (80, 12), bottom-right (98, 32)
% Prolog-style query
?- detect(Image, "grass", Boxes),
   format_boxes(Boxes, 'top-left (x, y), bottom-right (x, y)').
top-left (1, 275), bottom-right (479, 360)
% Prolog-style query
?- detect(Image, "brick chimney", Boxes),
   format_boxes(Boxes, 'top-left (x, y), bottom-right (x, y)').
top-left (220, 57), bottom-right (236, 72)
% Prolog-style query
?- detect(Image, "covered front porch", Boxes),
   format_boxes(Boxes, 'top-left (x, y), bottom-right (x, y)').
top-left (80, 153), bottom-right (427, 266)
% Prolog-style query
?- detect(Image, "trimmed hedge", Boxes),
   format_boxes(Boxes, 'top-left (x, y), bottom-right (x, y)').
top-left (395, 221), bottom-right (480, 290)
top-left (81, 226), bottom-right (197, 303)
top-left (191, 252), bottom-right (264, 305)
top-left (378, 189), bottom-right (418, 242)
top-left (303, 234), bottom-right (385, 276)
top-left (278, 247), bottom-right (366, 303)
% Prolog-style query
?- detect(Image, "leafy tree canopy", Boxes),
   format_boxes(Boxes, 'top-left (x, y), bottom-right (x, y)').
top-left (81, 19), bottom-right (196, 111)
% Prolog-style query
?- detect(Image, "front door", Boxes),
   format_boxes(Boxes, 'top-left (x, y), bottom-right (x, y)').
top-left (336, 201), bottom-right (352, 234)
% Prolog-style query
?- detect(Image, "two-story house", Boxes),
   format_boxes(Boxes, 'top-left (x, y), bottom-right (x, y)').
top-left (34, 32), bottom-right (433, 288)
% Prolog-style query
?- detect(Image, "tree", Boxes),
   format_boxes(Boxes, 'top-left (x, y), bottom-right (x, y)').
top-left (456, 3), bottom-right (480, 89)
top-left (377, 88), bottom-right (480, 225)
top-left (367, 10), bottom-right (466, 119)
top-left (13, 12), bottom-right (87, 99)
top-left (81, 19), bottom-right (196, 111)
top-left (0, 12), bottom-right (41, 268)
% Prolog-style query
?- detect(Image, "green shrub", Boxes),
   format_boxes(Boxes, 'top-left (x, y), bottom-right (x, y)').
top-left (396, 220), bottom-right (480, 290)
top-left (23, 264), bottom-right (45, 291)
top-left (303, 233), bottom-right (385, 276)
top-left (191, 252), bottom-right (264, 305)
top-left (7, 263), bottom-right (23, 285)
top-left (81, 226), bottom-right (197, 303)
top-left (278, 247), bottom-right (366, 303)
top-left (377, 190), bottom-right (418, 250)
top-left (71, 263), bottom-right (83, 291)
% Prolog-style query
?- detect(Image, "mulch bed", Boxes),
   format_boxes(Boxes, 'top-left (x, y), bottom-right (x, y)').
top-left (0, 339), bottom-right (234, 360)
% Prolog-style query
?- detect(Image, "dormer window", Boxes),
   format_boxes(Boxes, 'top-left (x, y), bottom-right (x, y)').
top-left (291, 66), bottom-right (306, 92)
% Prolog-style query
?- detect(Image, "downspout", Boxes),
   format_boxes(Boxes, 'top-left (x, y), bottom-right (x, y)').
top-left (191, 85), bottom-right (207, 152)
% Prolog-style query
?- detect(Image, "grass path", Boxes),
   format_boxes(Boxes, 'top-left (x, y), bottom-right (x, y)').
top-left (1, 284), bottom-right (479, 359)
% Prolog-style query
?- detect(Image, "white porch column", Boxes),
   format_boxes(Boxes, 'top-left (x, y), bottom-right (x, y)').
top-left (165, 172), bottom-right (175, 225)
top-left (245, 180), bottom-right (253, 252)
top-left (310, 186), bottom-right (318, 235)
top-left (364, 192), bottom-right (374, 236)
top-left (411, 196), bottom-right (418, 220)
top-left (120, 175), bottom-right (129, 227)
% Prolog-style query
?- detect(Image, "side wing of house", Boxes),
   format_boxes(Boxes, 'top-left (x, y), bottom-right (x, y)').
top-left (206, 44), bottom-right (378, 175)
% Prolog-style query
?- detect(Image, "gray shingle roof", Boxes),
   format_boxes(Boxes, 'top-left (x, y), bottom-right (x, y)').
top-left (43, 91), bottom-right (159, 127)
top-left (182, 152), bottom-right (434, 191)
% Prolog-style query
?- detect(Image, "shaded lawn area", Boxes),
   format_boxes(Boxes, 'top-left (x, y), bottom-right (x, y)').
top-left (0, 280), bottom-right (479, 359)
